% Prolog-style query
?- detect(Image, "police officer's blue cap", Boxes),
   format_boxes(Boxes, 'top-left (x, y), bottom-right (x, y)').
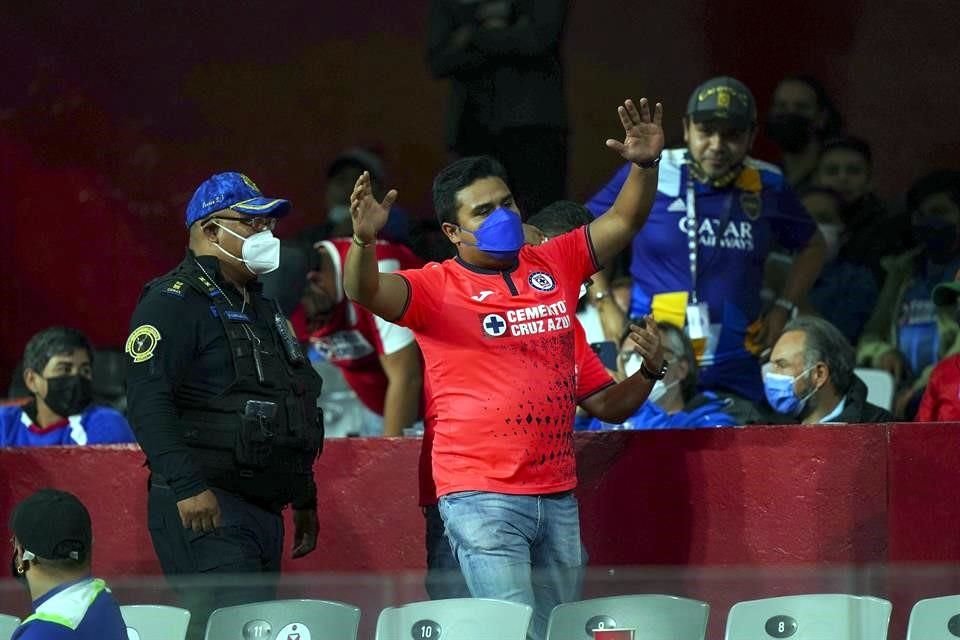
top-left (185, 172), bottom-right (291, 228)
top-left (686, 76), bottom-right (757, 130)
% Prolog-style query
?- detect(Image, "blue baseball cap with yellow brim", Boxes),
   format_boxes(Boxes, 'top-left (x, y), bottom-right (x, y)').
top-left (185, 171), bottom-right (291, 228)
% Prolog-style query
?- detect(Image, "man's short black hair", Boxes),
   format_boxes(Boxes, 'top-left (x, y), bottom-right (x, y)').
top-left (907, 170), bottom-right (960, 212)
top-left (432, 156), bottom-right (509, 226)
top-left (23, 327), bottom-right (93, 375)
top-left (527, 201), bottom-right (594, 238)
top-left (821, 136), bottom-right (873, 166)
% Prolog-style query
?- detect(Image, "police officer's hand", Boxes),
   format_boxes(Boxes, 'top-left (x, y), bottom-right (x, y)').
top-left (605, 98), bottom-right (665, 167)
top-left (291, 508), bottom-right (319, 559)
top-left (177, 489), bottom-right (222, 534)
top-left (350, 171), bottom-right (397, 243)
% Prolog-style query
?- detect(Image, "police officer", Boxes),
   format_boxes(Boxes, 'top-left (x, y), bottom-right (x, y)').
top-left (125, 172), bottom-right (324, 638)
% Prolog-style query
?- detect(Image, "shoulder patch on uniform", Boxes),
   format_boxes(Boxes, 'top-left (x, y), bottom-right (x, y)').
top-left (125, 325), bottom-right (162, 363)
top-left (161, 280), bottom-right (187, 298)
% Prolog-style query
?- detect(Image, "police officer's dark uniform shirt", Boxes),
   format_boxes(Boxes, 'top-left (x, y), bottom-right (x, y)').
top-left (126, 251), bottom-right (323, 512)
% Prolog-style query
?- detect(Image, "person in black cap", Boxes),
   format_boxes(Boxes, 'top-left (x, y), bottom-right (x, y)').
top-left (9, 489), bottom-right (126, 639)
top-left (125, 171), bottom-right (325, 639)
top-left (584, 76), bottom-right (825, 415)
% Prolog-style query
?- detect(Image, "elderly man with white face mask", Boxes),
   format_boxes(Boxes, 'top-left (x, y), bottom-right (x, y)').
top-left (125, 172), bottom-right (325, 639)
top-left (765, 316), bottom-right (892, 424)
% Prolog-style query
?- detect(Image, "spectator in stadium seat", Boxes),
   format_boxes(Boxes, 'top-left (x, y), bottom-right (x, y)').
top-left (584, 76), bottom-right (826, 408)
top-left (800, 187), bottom-right (879, 344)
top-left (262, 148), bottom-right (411, 315)
top-left (767, 316), bottom-right (892, 424)
top-left (586, 321), bottom-right (741, 430)
top-left (0, 328), bottom-right (134, 447)
top-left (814, 136), bottom-right (910, 282)
top-left (301, 148), bottom-right (411, 246)
top-left (10, 489), bottom-right (126, 639)
top-left (765, 75), bottom-right (842, 192)
top-left (290, 238), bottom-right (425, 436)
top-left (913, 275), bottom-right (960, 422)
top-left (916, 352), bottom-right (960, 422)
top-left (857, 170), bottom-right (960, 416)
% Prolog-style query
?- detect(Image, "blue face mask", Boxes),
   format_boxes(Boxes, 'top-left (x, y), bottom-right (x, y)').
top-left (460, 207), bottom-right (524, 258)
top-left (762, 363), bottom-right (816, 417)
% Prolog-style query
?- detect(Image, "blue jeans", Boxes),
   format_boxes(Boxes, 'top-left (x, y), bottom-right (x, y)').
top-left (424, 504), bottom-right (471, 599)
top-left (438, 490), bottom-right (586, 640)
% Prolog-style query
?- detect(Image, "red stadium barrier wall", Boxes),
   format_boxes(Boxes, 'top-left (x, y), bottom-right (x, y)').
top-left (1, 424), bottom-right (955, 580)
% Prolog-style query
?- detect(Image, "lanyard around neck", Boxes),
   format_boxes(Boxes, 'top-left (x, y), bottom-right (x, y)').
top-left (685, 177), bottom-right (699, 304)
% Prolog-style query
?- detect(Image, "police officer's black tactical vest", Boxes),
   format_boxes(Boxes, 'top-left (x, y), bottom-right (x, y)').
top-left (147, 261), bottom-right (324, 508)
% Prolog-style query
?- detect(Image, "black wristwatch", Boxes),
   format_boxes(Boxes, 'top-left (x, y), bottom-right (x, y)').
top-left (637, 154), bottom-right (662, 169)
top-left (639, 358), bottom-right (668, 381)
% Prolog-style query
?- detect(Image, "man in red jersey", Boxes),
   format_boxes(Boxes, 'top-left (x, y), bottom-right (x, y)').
top-left (421, 207), bottom-right (665, 603)
top-left (291, 238), bottom-right (424, 436)
top-left (344, 98), bottom-right (665, 640)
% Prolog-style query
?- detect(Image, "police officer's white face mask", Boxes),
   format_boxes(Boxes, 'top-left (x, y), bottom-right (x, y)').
top-left (212, 221), bottom-right (281, 275)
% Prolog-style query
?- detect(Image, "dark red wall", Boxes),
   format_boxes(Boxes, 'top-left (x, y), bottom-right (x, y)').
top-left (0, 425), bottom-right (958, 636)
top-left (3, 1), bottom-right (959, 390)
top-left (1, 425), bottom-right (957, 574)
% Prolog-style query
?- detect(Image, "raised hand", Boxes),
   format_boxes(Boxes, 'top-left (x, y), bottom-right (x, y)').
top-left (627, 315), bottom-right (664, 371)
top-left (350, 171), bottom-right (397, 243)
top-left (605, 98), bottom-right (665, 167)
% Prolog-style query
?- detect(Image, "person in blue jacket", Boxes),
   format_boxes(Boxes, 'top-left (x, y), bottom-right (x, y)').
top-left (10, 489), bottom-right (127, 639)
top-left (586, 321), bottom-right (740, 430)
top-left (0, 327), bottom-right (133, 446)
top-left (585, 76), bottom-right (825, 407)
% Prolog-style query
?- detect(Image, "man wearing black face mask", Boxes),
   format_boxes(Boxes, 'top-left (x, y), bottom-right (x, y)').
top-left (125, 171), bottom-right (325, 639)
top-left (766, 75), bottom-right (842, 191)
top-left (0, 327), bottom-right (133, 447)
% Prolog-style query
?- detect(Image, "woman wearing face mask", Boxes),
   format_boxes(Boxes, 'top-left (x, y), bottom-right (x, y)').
top-left (587, 322), bottom-right (738, 430)
top-left (857, 171), bottom-right (960, 418)
top-left (0, 327), bottom-right (134, 447)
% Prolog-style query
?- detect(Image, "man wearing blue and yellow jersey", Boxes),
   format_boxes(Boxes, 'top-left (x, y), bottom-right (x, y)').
top-left (586, 76), bottom-right (826, 407)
